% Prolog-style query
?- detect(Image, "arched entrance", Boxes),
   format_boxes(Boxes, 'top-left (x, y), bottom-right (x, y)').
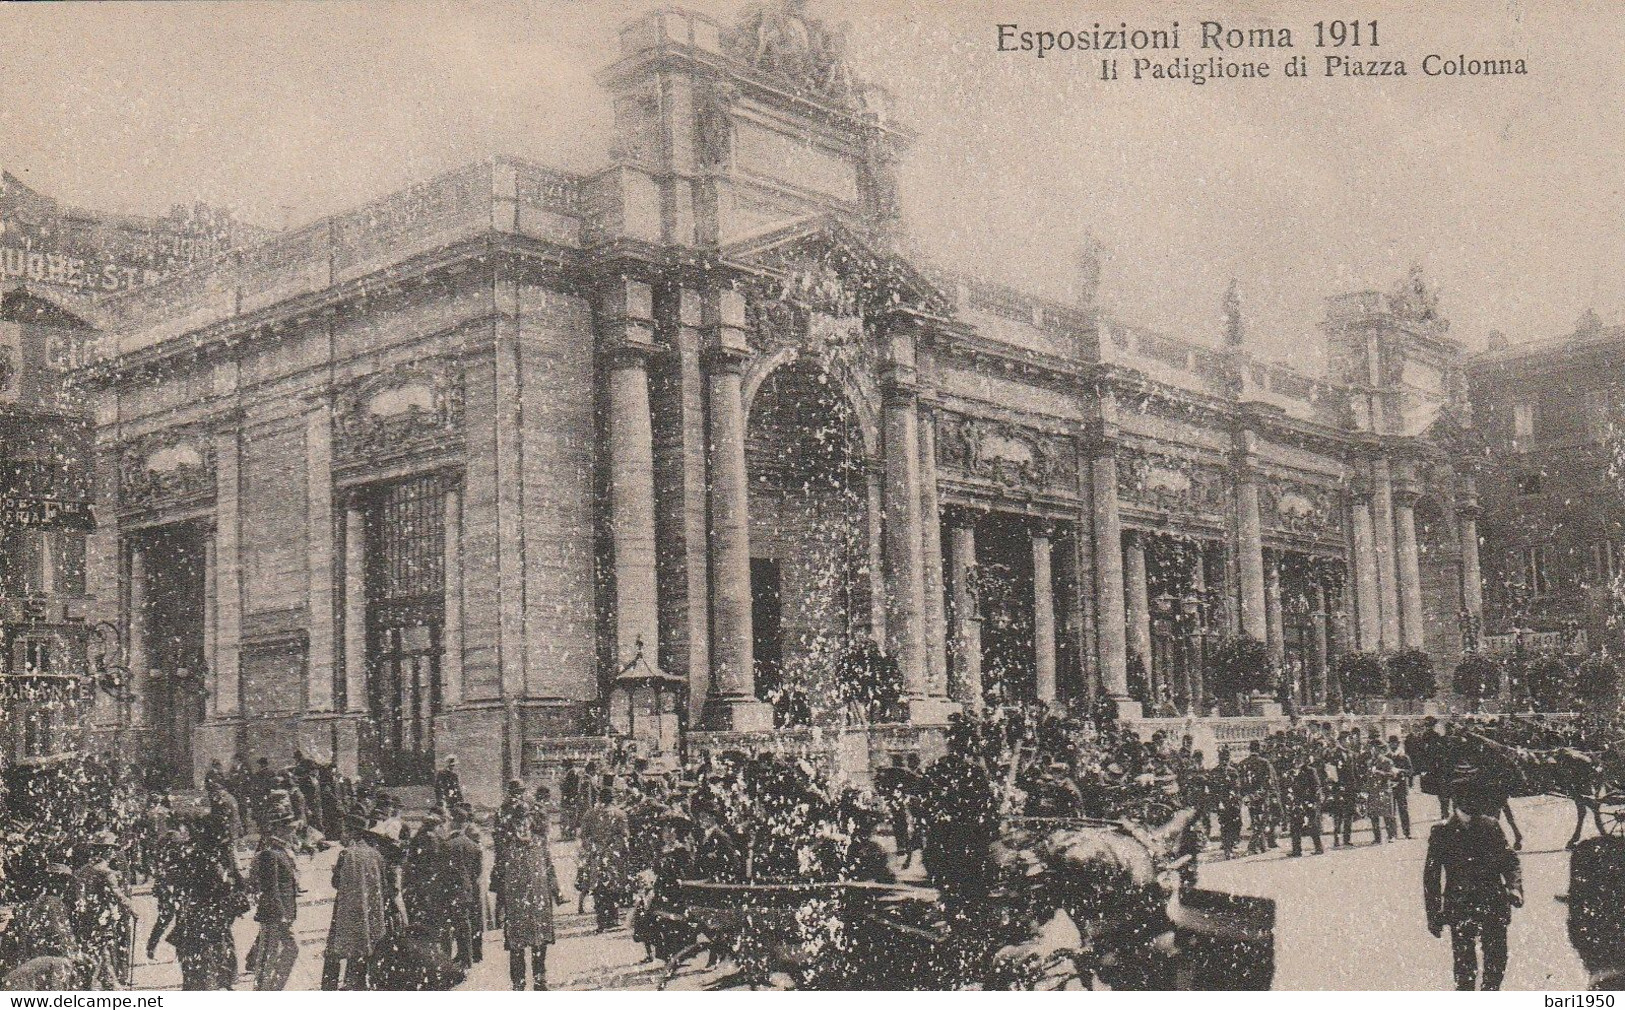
top-left (746, 359), bottom-right (875, 725)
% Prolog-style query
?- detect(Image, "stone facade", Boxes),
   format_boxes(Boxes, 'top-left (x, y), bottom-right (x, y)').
top-left (53, 5), bottom-right (1507, 802)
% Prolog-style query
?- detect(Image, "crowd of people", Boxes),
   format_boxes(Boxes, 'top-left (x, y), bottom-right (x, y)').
top-left (0, 707), bottom-right (1605, 991)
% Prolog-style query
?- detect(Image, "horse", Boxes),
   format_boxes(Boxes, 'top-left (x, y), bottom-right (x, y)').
top-left (1454, 731), bottom-right (1609, 849)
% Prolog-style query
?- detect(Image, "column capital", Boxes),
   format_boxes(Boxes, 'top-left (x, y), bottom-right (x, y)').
top-left (1392, 482), bottom-right (1421, 507)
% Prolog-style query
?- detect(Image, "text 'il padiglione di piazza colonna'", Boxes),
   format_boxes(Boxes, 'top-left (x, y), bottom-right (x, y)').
top-left (8, 5), bottom-right (1575, 804)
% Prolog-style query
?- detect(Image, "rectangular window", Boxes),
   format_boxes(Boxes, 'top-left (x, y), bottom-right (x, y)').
top-left (1522, 546), bottom-right (1550, 597)
top-left (0, 531), bottom-right (47, 596)
top-left (1513, 402), bottom-right (1534, 443)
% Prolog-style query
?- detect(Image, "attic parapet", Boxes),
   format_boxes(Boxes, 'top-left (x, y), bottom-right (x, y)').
top-left (92, 158), bottom-right (584, 362)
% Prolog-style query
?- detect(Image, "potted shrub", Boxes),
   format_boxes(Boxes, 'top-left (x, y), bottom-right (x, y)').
top-left (1452, 652), bottom-right (1502, 712)
top-left (1525, 655), bottom-right (1577, 713)
top-left (1333, 652), bottom-right (1386, 714)
top-left (1572, 655), bottom-right (1620, 713)
top-left (1205, 636), bottom-right (1276, 716)
top-left (1387, 649), bottom-right (1437, 714)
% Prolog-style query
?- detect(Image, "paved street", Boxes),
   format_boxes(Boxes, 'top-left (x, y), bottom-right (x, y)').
top-left (130, 793), bottom-right (1594, 991)
top-left (1202, 794), bottom-right (1589, 990)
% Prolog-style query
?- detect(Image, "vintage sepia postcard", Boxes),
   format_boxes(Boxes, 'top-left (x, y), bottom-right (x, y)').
top-left (0, 0), bottom-right (1621, 994)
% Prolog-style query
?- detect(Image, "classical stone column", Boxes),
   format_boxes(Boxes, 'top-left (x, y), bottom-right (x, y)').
top-left (1236, 461), bottom-right (1268, 642)
top-left (212, 430), bottom-right (241, 716)
top-left (1123, 532), bottom-right (1152, 699)
top-left (442, 486), bottom-right (464, 707)
top-left (607, 346), bottom-right (660, 670)
top-left (703, 290), bottom-right (772, 730)
top-left (948, 523), bottom-right (983, 712)
top-left (1091, 451), bottom-right (1134, 711)
top-left (865, 468), bottom-right (887, 641)
top-left (1350, 495), bottom-right (1381, 652)
top-left (1032, 532), bottom-right (1057, 704)
top-left (918, 411), bottom-right (949, 698)
top-left (1371, 458), bottom-right (1402, 650)
top-left (1310, 581), bottom-right (1330, 706)
top-left (1056, 533), bottom-right (1088, 704)
top-left (127, 542), bottom-right (148, 727)
top-left (1458, 478), bottom-right (1484, 648)
top-left (1394, 481), bottom-right (1425, 650)
top-left (882, 385), bottom-right (929, 705)
top-left (306, 406), bottom-right (336, 712)
top-left (1188, 541), bottom-right (1207, 714)
top-left (203, 537), bottom-right (217, 715)
top-left (342, 506), bottom-right (368, 715)
top-left (1265, 551), bottom-right (1285, 667)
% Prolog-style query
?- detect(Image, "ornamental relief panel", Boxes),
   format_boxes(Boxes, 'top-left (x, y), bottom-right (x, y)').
top-left (1263, 477), bottom-right (1345, 536)
top-left (119, 430), bottom-right (217, 510)
top-left (935, 412), bottom-right (1075, 491)
top-left (1115, 447), bottom-right (1228, 515)
top-left (334, 363), bottom-right (464, 466)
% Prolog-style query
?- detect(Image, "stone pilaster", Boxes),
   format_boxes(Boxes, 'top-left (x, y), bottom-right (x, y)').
top-left (443, 487), bottom-right (464, 706)
top-left (1371, 457), bottom-right (1401, 650)
top-left (666, 289), bottom-right (713, 723)
top-left (703, 289), bottom-right (772, 731)
top-left (342, 506), bottom-right (368, 715)
top-left (305, 405), bottom-right (335, 712)
top-left (1032, 532), bottom-right (1057, 704)
top-left (948, 523), bottom-right (983, 712)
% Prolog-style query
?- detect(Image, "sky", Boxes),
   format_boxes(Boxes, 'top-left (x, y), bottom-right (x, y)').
top-left (3, 0), bottom-right (1621, 368)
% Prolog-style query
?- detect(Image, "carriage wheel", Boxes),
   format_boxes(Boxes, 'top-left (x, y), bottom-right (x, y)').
top-left (1599, 798), bottom-right (1625, 837)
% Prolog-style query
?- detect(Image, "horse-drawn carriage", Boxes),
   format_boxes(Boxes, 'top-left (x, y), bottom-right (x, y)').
top-left (1453, 721), bottom-right (1625, 848)
top-left (651, 810), bottom-right (1274, 990)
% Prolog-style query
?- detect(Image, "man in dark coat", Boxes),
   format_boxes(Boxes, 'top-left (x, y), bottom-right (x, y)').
top-left (1424, 789), bottom-right (1523, 990)
top-left (1285, 749), bottom-right (1325, 857)
top-left (1568, 833), bottom-right (1625, 989)
top-left (1389, 734), bottom-right (1416, 839)
top-left (251, 813), bottom-right (301, 990)
top-left (445, 805), bottom-right (486, 969)
top-left (434, 758), bottom-right (464, 812)
top-left (404, 813), bottom-right (458, 954)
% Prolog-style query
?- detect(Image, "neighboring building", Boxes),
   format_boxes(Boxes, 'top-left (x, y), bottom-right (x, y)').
top-left (1469, 312), bottom-right (1625, 660)
top-left (77, 4), bottom-right (1491, 803)
top-left (0, 171), bottom-right (257, 768)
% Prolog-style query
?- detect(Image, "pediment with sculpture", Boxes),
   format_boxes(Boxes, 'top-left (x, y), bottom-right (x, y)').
top-left (334, 362), bottom-right (465, 468)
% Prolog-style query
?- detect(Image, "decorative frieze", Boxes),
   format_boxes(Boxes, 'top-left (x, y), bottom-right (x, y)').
top-left (333, 362), bottom-right (464, 467)
top-left (119, 430), bottom-right (217, 510)
top-left (936, 411), bottom-right (1074, 491)
top-left (1115, 447), bottom-right (1227, 514)
top-left (1263, 477), bottom-right (1345, 536)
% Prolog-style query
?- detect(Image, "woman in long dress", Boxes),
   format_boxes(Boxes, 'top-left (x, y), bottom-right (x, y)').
top-left (498, 789), bottom-right (565, 990)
